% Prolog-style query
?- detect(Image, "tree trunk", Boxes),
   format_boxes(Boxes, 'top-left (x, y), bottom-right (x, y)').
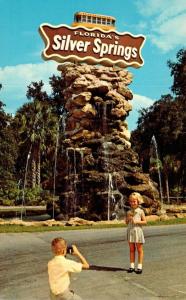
top-left (37, 151), bottom-right (41, 187)
top-left (32, 159), bottom-right (36, 188)
top-left (165, 175), bottom-right (170, 204)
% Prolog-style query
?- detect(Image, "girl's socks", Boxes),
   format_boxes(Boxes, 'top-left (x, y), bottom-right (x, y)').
top-left (137, 263), bottom-right (142, 270)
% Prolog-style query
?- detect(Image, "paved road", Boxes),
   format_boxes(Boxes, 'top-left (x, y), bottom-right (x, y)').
top-left (0, 224), bottom-right (186, 300)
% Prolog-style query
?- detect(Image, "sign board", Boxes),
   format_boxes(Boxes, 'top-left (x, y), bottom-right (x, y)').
top-left (39, 24), bottom-right (145, 68)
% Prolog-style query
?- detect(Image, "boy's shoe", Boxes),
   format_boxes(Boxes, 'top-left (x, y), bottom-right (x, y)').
top-left (127, 268), bottom-right (135, 273)
top-left (135, 268), bottom-right (143, 274)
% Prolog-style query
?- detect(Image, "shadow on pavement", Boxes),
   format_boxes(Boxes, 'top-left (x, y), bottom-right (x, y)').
top-left (89, 265), bottom-right (127, 272)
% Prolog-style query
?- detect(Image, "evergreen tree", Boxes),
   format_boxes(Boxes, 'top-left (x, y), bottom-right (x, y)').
top-left (131, 49), bottom-right (186, 200)
top-left (0, 85), bottom-right (18, 199)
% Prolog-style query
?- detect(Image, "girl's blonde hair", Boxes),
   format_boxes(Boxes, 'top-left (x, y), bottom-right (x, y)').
top-left (129, 192), bottom-right (144, 204)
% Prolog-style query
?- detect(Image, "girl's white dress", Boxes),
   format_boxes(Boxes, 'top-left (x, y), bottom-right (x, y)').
top-left (127, 207), bottom-right (145, 243)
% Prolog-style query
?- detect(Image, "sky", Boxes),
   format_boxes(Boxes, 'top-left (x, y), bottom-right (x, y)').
top-left (0, 0), bottom-right (186, 130)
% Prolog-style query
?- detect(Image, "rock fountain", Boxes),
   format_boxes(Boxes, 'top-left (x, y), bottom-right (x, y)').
top-left (48, 63), bottom-right (160, 220)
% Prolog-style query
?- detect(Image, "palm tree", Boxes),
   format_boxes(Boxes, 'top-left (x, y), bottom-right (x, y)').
top-left (14, 100), bottom-right (59, 189)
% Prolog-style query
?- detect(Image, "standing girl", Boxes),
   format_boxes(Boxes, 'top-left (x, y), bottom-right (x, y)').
top-left (125, 192), bottom-right (147, 274)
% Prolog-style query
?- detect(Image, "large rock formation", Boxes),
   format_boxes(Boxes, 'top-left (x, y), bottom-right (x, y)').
top-left (50, 63), bottom-right (160, 220)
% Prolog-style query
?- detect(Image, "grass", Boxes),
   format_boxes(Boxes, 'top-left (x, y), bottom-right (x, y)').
top-left (0, 223), bottom-right (124, 233)
top-left (147, 217), bottom-right (186, 226)
top-left (0, 218), bottom-right (186, 233)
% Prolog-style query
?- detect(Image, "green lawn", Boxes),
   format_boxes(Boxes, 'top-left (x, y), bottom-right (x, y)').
top-left (0, 218), bottom-right (186, 233)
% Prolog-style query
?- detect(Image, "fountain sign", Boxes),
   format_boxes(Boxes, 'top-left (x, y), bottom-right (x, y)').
top-left (39, 24), bottom-right (145, 68)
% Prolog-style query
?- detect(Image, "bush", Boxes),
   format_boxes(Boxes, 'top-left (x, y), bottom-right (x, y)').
top-left (0, 182), bottom-right (53, 206)
top-left (2, 199), bottom-right (14, 206)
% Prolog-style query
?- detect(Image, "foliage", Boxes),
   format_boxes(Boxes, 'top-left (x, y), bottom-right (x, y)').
top-left (167, 48), bottom-right (186, 96)
top-left (0, 86), bottom-right (18, 186)
top-left (0, 183), bottom-right (47, 206)
top-left (13, 97), bottom-right (59, 187)
top-left (0, 76), bottom-right (66, 205)
top-left (0, 181), bottom-right (20, 205)
top-left (131, 48), bottom-right (186, 199)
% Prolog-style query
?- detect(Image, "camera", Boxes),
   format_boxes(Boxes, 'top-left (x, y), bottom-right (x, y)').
top-left (67, 245), bottom-right (73, 254)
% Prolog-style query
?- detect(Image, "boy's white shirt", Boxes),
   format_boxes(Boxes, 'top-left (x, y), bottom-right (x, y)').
top-left (48, 255), bottom-right (82, 295)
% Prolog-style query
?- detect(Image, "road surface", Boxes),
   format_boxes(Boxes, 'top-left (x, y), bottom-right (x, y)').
top-left (0, 224), bottom-right (186, 300)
